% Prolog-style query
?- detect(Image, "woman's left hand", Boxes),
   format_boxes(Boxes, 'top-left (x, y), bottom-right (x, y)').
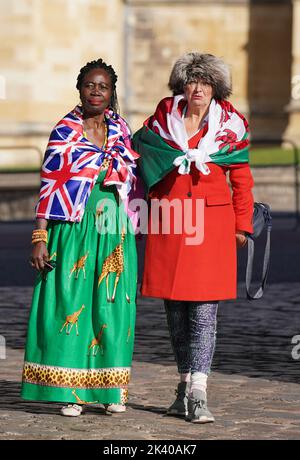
top-left (236, 230), bottom-right (248, 249)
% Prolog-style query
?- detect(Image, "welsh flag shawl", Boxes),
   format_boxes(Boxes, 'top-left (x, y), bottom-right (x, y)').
top-left (133, 95), bottom-right (249, 190)
top-left (35, 106), bottom-right (139, 222)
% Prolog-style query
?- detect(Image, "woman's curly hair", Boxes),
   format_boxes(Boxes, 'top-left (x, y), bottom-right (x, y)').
top-left (76, 58), bottom-right (119, 112)
top-left (168, 52), bottom-right (232, 100)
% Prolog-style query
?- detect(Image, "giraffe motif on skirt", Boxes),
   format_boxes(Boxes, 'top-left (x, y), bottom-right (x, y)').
top-left (98, 228), bottom-right (130, 303)
top-left (60, 305), bottom-right (85, 336)
top-left (87, 324), bottom-right (107, 356)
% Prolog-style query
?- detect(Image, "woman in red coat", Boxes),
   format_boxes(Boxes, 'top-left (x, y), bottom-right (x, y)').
top-left (133, 52), bottom-right (254, 423)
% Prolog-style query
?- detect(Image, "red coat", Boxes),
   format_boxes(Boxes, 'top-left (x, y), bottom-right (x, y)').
top-left (141, 129), bottom-right (254, 301)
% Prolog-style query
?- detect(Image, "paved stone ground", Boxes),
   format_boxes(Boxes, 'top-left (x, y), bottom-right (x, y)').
top-left (0, 284), bottom-right (300, 440)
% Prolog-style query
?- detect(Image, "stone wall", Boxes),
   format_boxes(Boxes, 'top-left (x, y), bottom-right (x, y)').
top-left (1, 167), bottom-right (299, 220)
top-left (0, 0), bottom-right (299, 184)
top-left (124, 0), bottom-right (250, 129)
top-left (0, 0), bottom-right (124, 168)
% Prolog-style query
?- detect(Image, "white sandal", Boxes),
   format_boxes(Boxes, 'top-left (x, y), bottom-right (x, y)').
top-left (60, 404), bottom-right (83, 417)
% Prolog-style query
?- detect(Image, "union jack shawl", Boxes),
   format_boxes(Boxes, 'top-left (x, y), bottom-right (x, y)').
top-left (35, 106), bottom-right (139, 222)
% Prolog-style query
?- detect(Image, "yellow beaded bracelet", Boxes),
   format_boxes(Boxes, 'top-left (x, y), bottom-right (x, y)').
top-left (32, 229), bottom-right (48, 244)
top-left (32, 239), bottom-right (48, 245)
top-left (32, 229), bottom-right (48, 235)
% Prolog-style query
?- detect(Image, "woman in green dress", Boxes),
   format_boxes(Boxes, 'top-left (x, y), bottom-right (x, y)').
top-left (21, 59), bottom-right (139, 416)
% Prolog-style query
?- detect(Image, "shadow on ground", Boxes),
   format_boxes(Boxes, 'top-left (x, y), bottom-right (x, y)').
top-left (0, 380), bottom-right (166, 417)
top-left (1, 282), bottom-right (299, 386)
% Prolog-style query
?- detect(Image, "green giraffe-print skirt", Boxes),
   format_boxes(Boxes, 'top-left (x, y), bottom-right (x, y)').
top-left (21, 168), bottom-right (137, 405)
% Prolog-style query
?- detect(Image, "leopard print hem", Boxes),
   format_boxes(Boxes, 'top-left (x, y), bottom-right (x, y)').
top-left (22, 362), bottom-right (130, 389)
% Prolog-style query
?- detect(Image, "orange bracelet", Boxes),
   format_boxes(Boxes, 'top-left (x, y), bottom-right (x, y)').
top-left (32, 229), bottom-right (48, 244)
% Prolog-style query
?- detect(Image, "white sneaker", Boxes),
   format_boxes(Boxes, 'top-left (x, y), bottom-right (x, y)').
top-left (105, 404), bottom-right (126, 413)
top-left (60, 404), bottom-right (83, 417)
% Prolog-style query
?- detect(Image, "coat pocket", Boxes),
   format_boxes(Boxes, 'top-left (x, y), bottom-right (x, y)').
top-left (205, 194), bottom-right (232, 206)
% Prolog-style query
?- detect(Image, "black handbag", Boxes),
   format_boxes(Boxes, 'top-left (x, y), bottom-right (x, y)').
top-left (245, 202), bottom-right (272, 300)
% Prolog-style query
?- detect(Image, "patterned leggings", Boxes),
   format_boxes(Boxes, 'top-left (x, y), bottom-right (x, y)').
top-left (164, 300), bottom-right (218, 375)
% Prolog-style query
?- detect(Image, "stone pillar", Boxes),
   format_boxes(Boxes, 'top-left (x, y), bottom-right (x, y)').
top-left (247, 0), bottom-right (293, 141)
top-left (284, 0), bottom-right (300, 145)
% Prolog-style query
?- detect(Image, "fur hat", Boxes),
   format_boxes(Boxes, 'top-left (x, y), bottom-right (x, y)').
top-left (168, 52), bottom-right (232, 100)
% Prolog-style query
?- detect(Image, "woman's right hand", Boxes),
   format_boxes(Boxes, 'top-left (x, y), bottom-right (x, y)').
top-left (30, 242), bottom-right (49, 271)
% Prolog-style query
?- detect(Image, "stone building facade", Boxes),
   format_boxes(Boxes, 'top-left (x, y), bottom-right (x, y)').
top-left (0, 0), bottom-right (299, 169)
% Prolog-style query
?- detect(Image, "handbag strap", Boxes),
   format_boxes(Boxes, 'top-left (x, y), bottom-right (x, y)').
top-left (245, 224), bottom-right (271, 300)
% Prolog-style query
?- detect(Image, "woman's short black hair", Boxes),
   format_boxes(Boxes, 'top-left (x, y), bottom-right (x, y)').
top-left (76, 58), bottom-right (119, 112)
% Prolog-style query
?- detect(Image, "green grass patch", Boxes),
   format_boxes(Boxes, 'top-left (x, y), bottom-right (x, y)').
top-left (250, 147), bottom-right (298, 166)
top-left (0, 147), bottom-right (299, 172)
top-left (0, 166), bottom-right (40, 173)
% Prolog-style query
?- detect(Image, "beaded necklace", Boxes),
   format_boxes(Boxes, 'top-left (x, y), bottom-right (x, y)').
top-left (83, 121), bottom-right (108, 149)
